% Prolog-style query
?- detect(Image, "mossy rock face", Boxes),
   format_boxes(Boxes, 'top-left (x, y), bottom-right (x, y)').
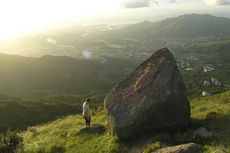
top-left (104, 48), bottom-right (191, 139)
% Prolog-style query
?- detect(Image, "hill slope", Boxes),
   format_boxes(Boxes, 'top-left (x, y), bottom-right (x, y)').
top-left (0, 54), bottom-right (135, 132)
top-left (0, 54), bottom-right (135, 97)
top-left (21, 90), bottom-right (230, 153)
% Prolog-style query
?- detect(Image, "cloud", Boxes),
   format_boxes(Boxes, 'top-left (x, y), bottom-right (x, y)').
top-left (122, 0), bottom-right (158, 8)
top-left (82, 50), bottom-right (93, 59)
top-left (204, 0), bottom-right (230, 6)
top-left (169, 0), bottom-right (179, 3)
top-left (46, 37), bottom-right (57, 45)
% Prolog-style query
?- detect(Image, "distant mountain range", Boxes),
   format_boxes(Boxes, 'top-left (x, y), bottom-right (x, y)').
top-left (121, 14), bottom-right (230, 39)
top-left (1, 14), bottom-right (230, 57)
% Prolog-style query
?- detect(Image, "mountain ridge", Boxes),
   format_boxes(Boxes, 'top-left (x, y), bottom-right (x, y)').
top-left (123, 14), bottom-right (230, 39)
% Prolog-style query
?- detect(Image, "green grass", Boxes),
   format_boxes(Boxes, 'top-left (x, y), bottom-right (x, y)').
top-left (191, 91), bottom-right (230, 152)
top-left (142, 142), bottom-right (162, 153)
top-left (21, 109), bottom-right (124, 153)
top-left (20, 91), bottom-right (230, 153)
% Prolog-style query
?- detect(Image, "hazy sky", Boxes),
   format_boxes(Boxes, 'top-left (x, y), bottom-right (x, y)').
top-left (0, 0), bottom-right (230, 39)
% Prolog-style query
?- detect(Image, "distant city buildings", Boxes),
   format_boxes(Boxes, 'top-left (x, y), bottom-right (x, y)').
top-left (212, 77), bottom-right (222, 86)
top-left (185, 68), bottom-right (194, 71)
top-left (203, 78), bottom-right (222, 87)
top-left (202, 91), bottom-right (211, 97)
top-left (203, 65), bottom-right (215, 72)
top-left (203, 81), bottom-right (210, 86)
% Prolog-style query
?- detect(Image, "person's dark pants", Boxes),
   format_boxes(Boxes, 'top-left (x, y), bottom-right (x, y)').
top-left (83, 116), bottom-right (91, 126)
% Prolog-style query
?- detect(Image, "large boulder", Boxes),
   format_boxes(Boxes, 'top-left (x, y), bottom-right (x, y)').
top-left (104, 48), bottom-right (190, 139)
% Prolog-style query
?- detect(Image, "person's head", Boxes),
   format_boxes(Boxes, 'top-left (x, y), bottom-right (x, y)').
top-left (86, 98), bottom-right (91, 102)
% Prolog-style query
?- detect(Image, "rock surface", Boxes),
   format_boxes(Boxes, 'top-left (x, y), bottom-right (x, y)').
top-left (77, 124), bottom-right (106, 134)
top-left (104, 48), bottom-right (191, 139)
top-left (152, 143), bottom-right (202, 153)
top-left (211, 150), bottom-right (227, 153)
top-left (194, 127), bottom-right (213, 138)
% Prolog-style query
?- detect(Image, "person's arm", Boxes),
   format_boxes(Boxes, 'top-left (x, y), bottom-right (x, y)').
top-left (82, 103), bottom-right (86, 116)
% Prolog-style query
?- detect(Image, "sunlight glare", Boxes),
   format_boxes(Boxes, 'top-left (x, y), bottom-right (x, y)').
top-left (0, 0), bottom-right (120, 40)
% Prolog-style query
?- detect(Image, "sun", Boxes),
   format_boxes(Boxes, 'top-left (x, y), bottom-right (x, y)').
top-left (0, 0), bottom-right (120, 40)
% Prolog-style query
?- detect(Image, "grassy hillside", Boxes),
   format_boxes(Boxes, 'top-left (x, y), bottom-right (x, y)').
top-left (0, 93), bottom-right (106, 132)
top-left (0, 54), bottom-right (136, 132)
top-left (21, 109), bottom-right (122, 153)
top-left (1, 40), bottom-right (229, 132)
top-left (19, 90), bottom-right (230, 153)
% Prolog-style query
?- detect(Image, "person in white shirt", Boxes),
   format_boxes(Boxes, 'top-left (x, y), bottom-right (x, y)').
top-left (82, 98), bottom-right (91, 127)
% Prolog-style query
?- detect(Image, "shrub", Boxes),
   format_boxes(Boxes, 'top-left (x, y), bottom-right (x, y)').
top-left (0, 130), bottom-right (23, 153)
top-left (49, 145), bottom-right (65, 153)
top-left (142, 141), bottom-right (162, 153)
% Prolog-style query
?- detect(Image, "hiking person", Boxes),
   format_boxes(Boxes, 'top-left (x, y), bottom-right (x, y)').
top-left (82, 98), bottom-right (91, 127)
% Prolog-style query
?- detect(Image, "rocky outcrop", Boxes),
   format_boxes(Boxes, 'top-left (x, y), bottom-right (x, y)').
top-left (194, 127), bottom-right (213, 138)
top-left (152, 143), bottom-right (202, 153)
top-left (104, 48), bottom-right (191, 139)
top-left (211, 150), bottom-right (227, 153)
top-left (77, 124), bottom-right (106, 134)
